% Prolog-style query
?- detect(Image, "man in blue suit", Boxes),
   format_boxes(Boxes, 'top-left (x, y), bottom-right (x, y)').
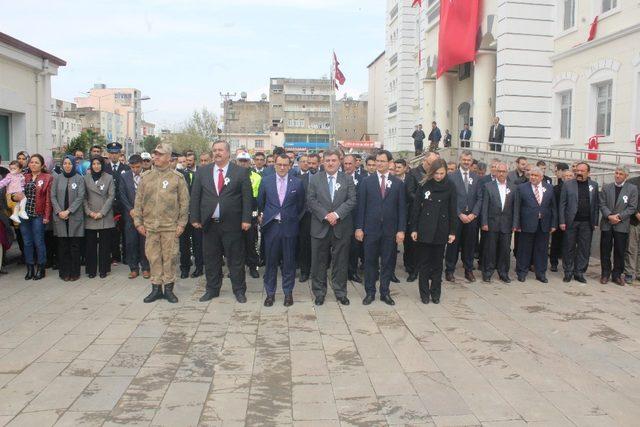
top-left (355, 150), bottom-right (406, 306)
top-left (119, 154), bottom-right (150, 279)
top-left (513, 166), bottom-right (557, 283)
top-left (257, 154), bottom-right (306, 307)
top-left (445, 150), bottom-right (482, 283)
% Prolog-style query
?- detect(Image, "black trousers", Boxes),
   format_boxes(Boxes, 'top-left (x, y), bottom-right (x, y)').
top-left (490, 142), bottom-right (503, 152)
top-left (110, 215), bottom-right (123, 263)
top-left (403, 233), bottom-right (416, 275)
top-left (45, 230), bottom-right (56, 268)
top-left (549, 229), bottom-right (564, 267)
top-left (125, 217), bottom-right (149, 273)
top-left (445, 219), bottom-right (478, 273)
top-left (311, 232), bottom-right (349, 299)
top-left (298, 212), bottom-right (312, 276)
top-left (460, 140), bottom-right (470, 148)
top-left (348, 236), bottom-right (361, 277)
top-left (363, 234), bottom-right (395, 297)
top-left (203, 223), bottom-right (246, 295)
top-left (414, 141), bottom-right (423, 156)
top-left (516, 224), bottom-right (550, 277)
top-left (416, 243), bottom-right (446, 300)
top-left (57, 237), bottom-right (81, 279)
top-left (243, 220), bottom-right (259, 269)
top-left (563, 221), bottom-right (592, 276)
top-left (86, 228), bottom-right (113, 276)
top-left (179, 223), bottom-right (203, 274)
top-left (482, 231), bottom-right (512, 278)
top-left (600, 230), bottom-right (628, 280)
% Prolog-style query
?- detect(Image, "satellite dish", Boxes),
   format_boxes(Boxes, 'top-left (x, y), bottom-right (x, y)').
top-left (240, 92), bottom-right (247, 100)
top-left (261, 94), bottom-right (267, 101)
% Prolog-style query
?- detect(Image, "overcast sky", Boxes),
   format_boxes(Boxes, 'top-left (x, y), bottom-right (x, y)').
top-left (2, 0), bottom-right (385, 130)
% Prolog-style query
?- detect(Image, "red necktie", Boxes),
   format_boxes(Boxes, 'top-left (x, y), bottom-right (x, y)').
top-left (380, 174), bottom-right (386, 198)
top-left (217, 168), bottom-right (224, 194)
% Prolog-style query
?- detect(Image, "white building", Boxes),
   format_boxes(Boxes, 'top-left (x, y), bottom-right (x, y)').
top-left (380, 0), bottom-right (639, 153)
top-left (367, 51), bottom-right (386, 145)
top-left (51, 99), bottom-right (82, 152)
top-left (0, 32), bottom-right (66, 159)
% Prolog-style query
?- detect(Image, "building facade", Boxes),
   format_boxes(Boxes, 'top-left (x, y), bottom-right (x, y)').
top-left (0, 32), bottom-right (66, 160)
top-left (380, 0), bottom-right (640, 153)
top-left (222, 93), bottom-right (273, 152)
top-left (335, 98), bottom-right (368, 142)
top-left (270, 77), bottom-right (333, 151)
top-left (66, 108), bottom-right (124, 145)
top-left (367, 51), bottom-right (386, 145)
top-left (51, 99), bottom-right (82, 152)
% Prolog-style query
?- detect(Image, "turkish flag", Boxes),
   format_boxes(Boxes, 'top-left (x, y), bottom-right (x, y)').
top-left (334, 52), bottom-right (346, 85)
top-left (587, 136), bottom-right (599, 161)
top-left (587, 16), bottom-right (598, 42)
top-left (437, 0), bottom-right (481, 78)
top-left (412, 0), bottom-right (422, 7)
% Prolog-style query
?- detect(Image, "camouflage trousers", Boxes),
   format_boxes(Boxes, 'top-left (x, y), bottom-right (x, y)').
top-left (145, 231), bottom-right (178, 285)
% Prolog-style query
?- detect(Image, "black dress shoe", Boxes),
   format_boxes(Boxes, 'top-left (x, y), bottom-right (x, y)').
top-left (536, 276), bottom-right (548, 284)
top-left (337, 296), bottom-right (350, 306)
top-left (299, 274), bottom-right (309, 283)
top-left (390, 274), bottom-right (400, 283)
top-left (314, 296), bottom-right (325, 306)
top-left (445, 272), bottom-right (455, 282)
top-left (180, 271), bottom-right (189, 279)
top-left (249, 268), bottom-right (260, 279)
top-left (407, 273), bottom-right (418, 282)
top-left (362, 294), bottom-right (375, 305)
top-left (0, 267), bottom-right (8, 274)
top-left (380, 295), bottom-right (395, 306)
top-left (199, 291), bottom-right (219, 302)
top-left (499, 276), bottom-right (512, 284)
top-left (235, 293), bottom-right (247, 303)
top-left (264, 295), bottom-right (274, 307)
top-left (517, 275), bottom-right (526, 282)
top-left (550, 265), bottom-right (558, 272)
top-left (99, 273), bottom-right (107, 279)
top-left (88, 274), bottom-right (96, 279)
top-left (421, 295), bottom-right (430, 304)
top-left (349, 273), bottom-right (362, 283)
top-left (563, 275), bottom-right (572, 283)
top-left (432, 297), bottom-right (440, 304)
top-left (191, 269), bottom-right (203, 278)
top-left (482, 275), bottom-right (492, 283)
top-left (284, 294), bottom-right (293, 307)
top-left (574, 275), bottom-right (587, 283)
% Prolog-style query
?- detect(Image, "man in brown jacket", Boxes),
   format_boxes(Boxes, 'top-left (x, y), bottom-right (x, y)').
top-left (133, 143), bottom-right (190, 303)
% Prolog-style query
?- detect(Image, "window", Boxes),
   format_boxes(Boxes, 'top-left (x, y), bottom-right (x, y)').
top-left (389, 4), bottom-right (398, 19)
top-left (52, 120), bottom-right (56, 129)
top-left (559, 91), bottom-right (572, 139)
top-left (388, 103), bottom-right (397, 114)
top-left (389, 54), bottom-right (397, 67)
top-left (595, 81), bottom-right (612, 136)
top-left (563, 0), bottom-right (575, 30)
top-left (427, 5), bottom-right (440, 24)
top-left (459, 63), bottom-right (471, 81)
top-left (602, 0), bottom-right (617, 13)
top-left (255, 140), bottom-right (264, 148)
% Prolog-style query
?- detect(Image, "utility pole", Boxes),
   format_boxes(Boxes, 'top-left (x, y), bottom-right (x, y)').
top-left (220, 92), bottom-right (236, 150)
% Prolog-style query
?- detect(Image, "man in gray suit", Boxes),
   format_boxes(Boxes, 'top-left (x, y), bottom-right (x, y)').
top-left (307, 149), bottom-right (357, 305)
top-left (559, 162), bottom-right (599, 283)
top-left (625, 174), bottom-right (640, 284)
top-left (599, 166), bottom-right (638, 286)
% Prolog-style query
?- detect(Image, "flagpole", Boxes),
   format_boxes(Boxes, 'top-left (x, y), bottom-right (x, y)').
top-left (330, 51), bottom-right (336, 149)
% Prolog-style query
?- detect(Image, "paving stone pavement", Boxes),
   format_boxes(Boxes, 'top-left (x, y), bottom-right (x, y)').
top-left (0, 260), bottom-right (640, 426)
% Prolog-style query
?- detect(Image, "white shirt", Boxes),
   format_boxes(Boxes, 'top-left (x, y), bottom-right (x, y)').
top-left (213, 163), bottom-right (230, 218)
top-left (497, 181), bottom-right (507, 210)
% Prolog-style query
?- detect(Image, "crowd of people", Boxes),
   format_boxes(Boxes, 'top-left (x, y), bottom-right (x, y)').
top-left (0, 142), bottom-right (637, 308)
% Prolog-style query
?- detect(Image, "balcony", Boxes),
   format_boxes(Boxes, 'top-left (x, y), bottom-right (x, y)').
top-left (284, 94), bottom-right (331, 102)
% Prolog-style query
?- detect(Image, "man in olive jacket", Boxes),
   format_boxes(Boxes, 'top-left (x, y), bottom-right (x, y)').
top-left (133, 143), bottom-right (190, 303)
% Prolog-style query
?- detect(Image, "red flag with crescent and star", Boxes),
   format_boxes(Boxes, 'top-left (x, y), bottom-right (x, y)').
top-left (437, 0), bottom-right (481, 78)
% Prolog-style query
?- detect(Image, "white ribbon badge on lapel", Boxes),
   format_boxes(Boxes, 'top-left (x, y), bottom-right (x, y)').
top-left (468, 177), bottom-right (473, 185)
top-left (37, 180), bottom-right (43, 187)
top-left (505, 188), bottom-right (511, 195)
top-left (589, 185), bottom-right (594, 192)
top-left (71, 183), bottom-right (77, 190)
top-left (224, 177), bottom-right (230, 186)
top-left (100, 184), bottom-right (105, 191)
top-left (541, 187), bottom-right (547, 193)
top-left (623, 195), bottom-right (629, 204)
top-left (353, 179), bottom-right (358, 186)
top-left (385, 180), bottom-right (392, 189)
top-left (162, 180), bottom-right (169, 189)
top-left (334, 182), bottom-right (341, 191)
top-left (424, 190), bottom-right (431, 200)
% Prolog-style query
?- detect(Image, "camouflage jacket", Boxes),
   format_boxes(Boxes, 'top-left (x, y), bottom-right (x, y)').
top-left (133, 166), bottom-right (189, 232)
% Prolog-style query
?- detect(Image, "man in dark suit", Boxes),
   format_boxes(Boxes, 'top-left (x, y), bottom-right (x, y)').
top-left (104, 142), bottom-right (130, 264)
top-left (599, 166), bottom-right (638, 286)
top-left (190, 141), bottom-right (253, 303)
top-left (343, 155), bottom-right (363, 284)
top-left (480, 162), bottom-right (515, 282)
top-left (297, 153), bottom-right (319, 282)
top-left (507, 157), bottom-right (528, 186)
top-left (395, 159), bottom-right (419, 281)
top-left (355, 150), bottom-right (406, 306)
top-left (513, 166), bottom-right (557, 283)
top-left (445, 150), bottom-right (482, 283)
top-left (488, 116), bottom-right (505, 152)
top-left (459, 123), bottom-right (472, 148)
top-left (179, 152), bottom-right (204, 278)
top-left (625, 174), bottom-right (640, 284)
top-left (549, 163), bottom-right (570, 271)
top-left (307, 149), bottom-right (357, 305)
top-left (257, 154), bottom-right (305, 307)
top-left (118, 154), bottom-right (149, 279)
top-left (411, 124), bottom-right (426, 156)
top-left (428, 121), bottom-right (442, 152)
top-left (559, 162), bottom-right (599, 283)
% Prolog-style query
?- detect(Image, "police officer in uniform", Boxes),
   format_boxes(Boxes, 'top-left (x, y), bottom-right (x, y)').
top-left (133, 143), bottom-right (190, 303)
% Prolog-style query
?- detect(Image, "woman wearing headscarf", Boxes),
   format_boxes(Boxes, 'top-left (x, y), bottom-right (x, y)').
top-left (410, 158), bottom-right (457, 304)
top-left (51, 156), bottom-right (86, 281)
top-left (84, 157), bottom-right (115, 278)
top-left (20, 153), bottom-right (53, 280)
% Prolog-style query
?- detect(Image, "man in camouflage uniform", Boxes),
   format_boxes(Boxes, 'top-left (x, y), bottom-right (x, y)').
top-left (133, 143), bottom-right (190, 303)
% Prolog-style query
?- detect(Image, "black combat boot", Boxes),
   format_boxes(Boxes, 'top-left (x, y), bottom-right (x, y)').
top-left (24, 264), bottom-right (34, 280)
top-left (164, 283), bottom-right (178, 303)
top-left (143, 285), bottom-right (163, 303)
top-left (33, 264), bottom-right (46, 280)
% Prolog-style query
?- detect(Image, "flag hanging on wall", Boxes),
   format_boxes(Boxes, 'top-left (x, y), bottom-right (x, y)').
top-left (437, 0), bottom-right (481, 78)
top-left (412, 0), bottom-right (422, 7)
top-left (587, 16), bottom-right (598, 41)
